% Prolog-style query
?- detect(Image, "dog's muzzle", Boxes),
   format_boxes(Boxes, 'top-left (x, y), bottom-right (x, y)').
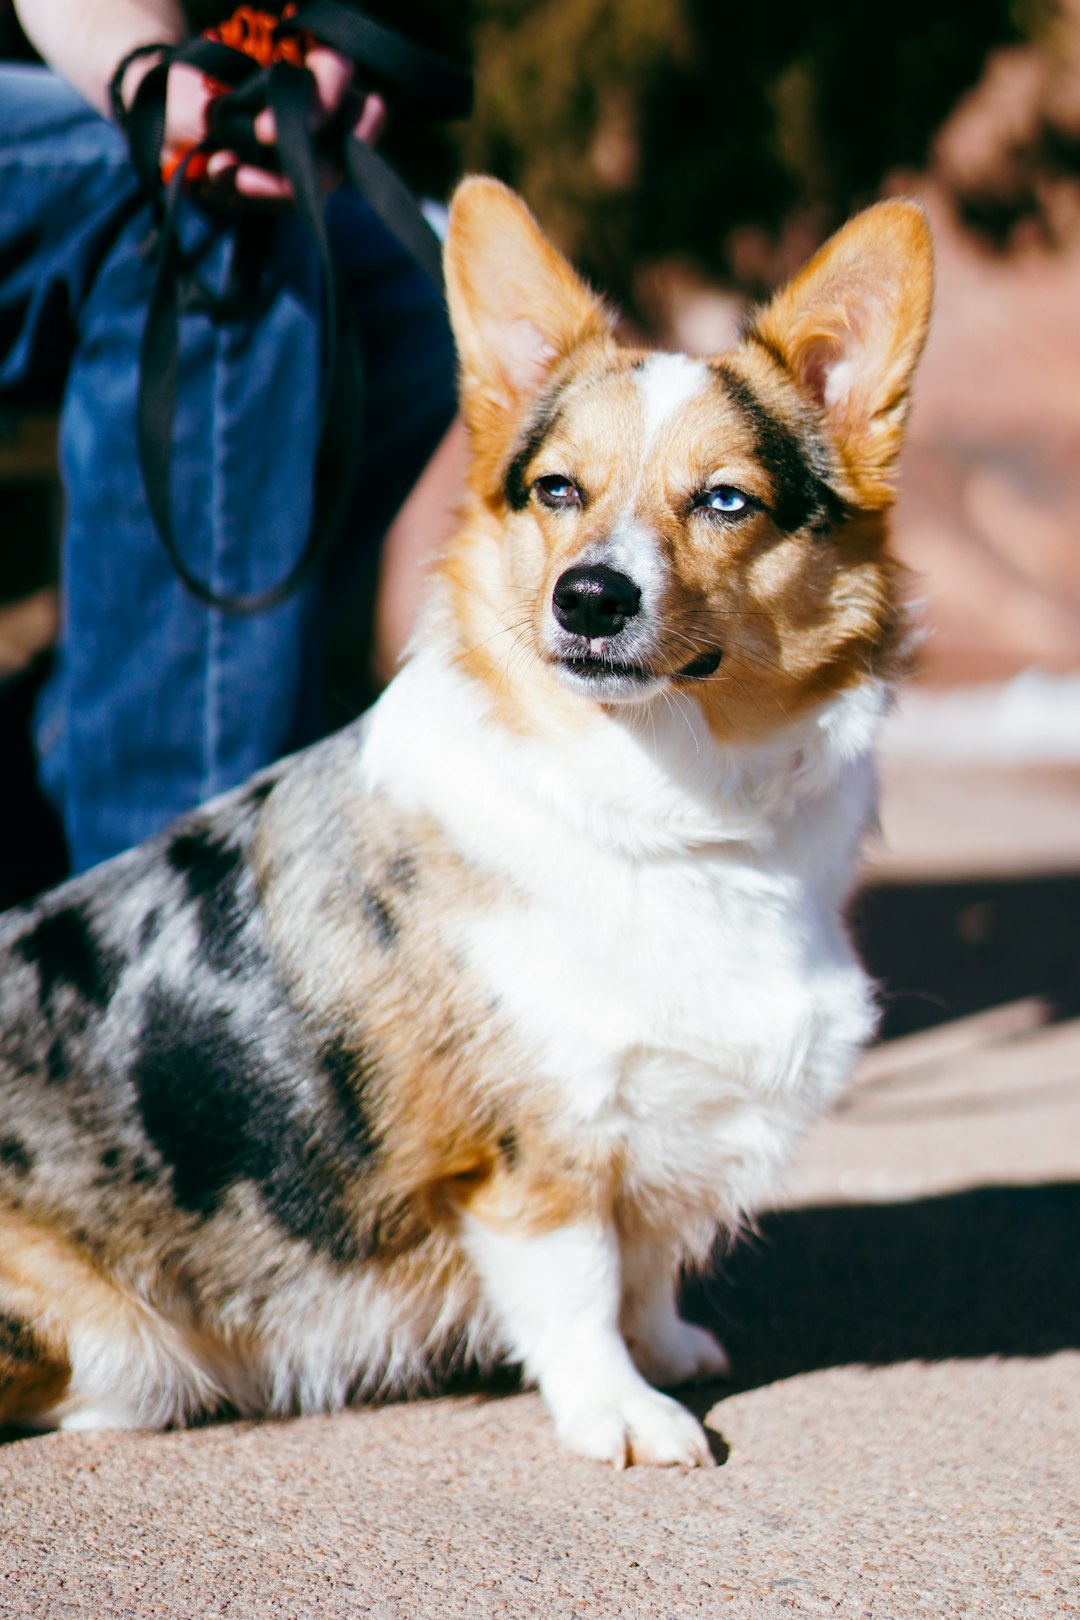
top-left (549, 564), bottom-right (655, 692)
top-left (548, 561), bottom-right (722, 697)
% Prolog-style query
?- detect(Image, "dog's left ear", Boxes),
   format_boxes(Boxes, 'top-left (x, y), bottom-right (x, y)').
top-left (444, 177), bottom-right (612, 440)
top-left (747, 200), bottom-right (933, 508)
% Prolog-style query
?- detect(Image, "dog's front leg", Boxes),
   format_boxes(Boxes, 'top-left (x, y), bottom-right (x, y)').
top-left (461, 1215), bottom-right (714, 1468)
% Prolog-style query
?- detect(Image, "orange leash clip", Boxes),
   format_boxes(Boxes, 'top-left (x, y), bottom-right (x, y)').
top-left (161, 4), bottom-right (314, 185)
top-left (207, 4), bottom-right (308, 68)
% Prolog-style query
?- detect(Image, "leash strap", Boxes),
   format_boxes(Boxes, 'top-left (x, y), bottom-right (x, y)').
top-left (120, 1), bottom-right (471, 615)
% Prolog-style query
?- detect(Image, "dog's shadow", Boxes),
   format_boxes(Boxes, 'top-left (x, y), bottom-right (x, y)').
top-left (4, 1183), bottom-right (1075, 1455)
top-left (457, 1181), bottom-right (1080, 1467)
top-left (681, 1180), bottom-right (1080, 1396)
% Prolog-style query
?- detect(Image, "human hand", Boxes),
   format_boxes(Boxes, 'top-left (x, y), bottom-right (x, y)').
top-left (156, 46), bottom-right (386, 200)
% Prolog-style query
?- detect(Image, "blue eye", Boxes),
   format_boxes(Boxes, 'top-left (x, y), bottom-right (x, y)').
top-left (697, 484), bottom-right (751, 517)
top-left (534, 474), bottom-right (583, 510)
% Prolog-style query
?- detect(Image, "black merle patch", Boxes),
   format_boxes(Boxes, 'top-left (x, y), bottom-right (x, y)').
top-left (130, 1156), bottom-right (154, 1186)
top-left (14, 906), bottom-right (120, 1015)
top-left (386, 853), bottom-right (417, 894)
top-left (133, 985), bottom-right (373, 1264)
top-left (45, 1036), bottom-right (66, 1087)
top-left (0, 1312), bottom-right (38, 1366)
top-left (713, 363), bottom-right (848, 536)
top-left (94, 1142), bottom-right (130, 1192)
top-left (167, 828), bottom-right (251, 975)
top-left (245, 778), bottom-right (276, 809)
top-left (0, 1137), bottom-right (33, 1177)
top-left (361, 886), bottom-right (398, 950)
top-left (139, 906), bottom-right (164, 951)
top-left (319, 1037), bottom-right (379, 1165)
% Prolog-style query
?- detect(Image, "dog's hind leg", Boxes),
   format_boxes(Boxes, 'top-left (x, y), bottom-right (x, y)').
top-left (0, 1307), bottom-right (70, 1432)
top-left (0, 1210), bottom-right (183, 1433)
top-left (0, 1225), bottom-right (72, 1431)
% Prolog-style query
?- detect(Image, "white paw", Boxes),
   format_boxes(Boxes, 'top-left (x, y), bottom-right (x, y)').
top-left (557, 1386), bottom-right (715, 1469)
top-left (57, 1402), bottom-right (143, 1432)
top-left (628, 1317), bottom-right (731, 1389)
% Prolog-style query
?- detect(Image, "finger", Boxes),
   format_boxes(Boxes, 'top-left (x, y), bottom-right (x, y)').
top-left (205, 149), bottom-right (290, 201)
top-left (305, 45), bottom-right (353, 123)
top-left (205, 149), bottom-right (237, 183)
top-left (353, 91), bottom-right (387, 146)
top-left (163, 62), bottom-right (216, 151)
top-left (231, 164), bottom-right (293, 201)
top-left (252, 48), bottom-right (351, 146)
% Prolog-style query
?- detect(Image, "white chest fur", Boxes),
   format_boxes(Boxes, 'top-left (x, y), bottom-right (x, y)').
top-left (360, 648), bottom-right (883, 1222)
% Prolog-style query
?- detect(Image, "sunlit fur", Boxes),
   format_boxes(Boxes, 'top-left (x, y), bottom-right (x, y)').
top-left (0, 180), bottom-right (931, 1466)
top-left (442, 184), bottom-right (931, 746)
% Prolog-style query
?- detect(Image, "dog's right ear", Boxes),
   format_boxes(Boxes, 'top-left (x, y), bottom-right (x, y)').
top-left (444, 177), bottom-right (612, 442)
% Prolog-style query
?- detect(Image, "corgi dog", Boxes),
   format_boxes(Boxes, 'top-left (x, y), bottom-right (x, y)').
top-left (0, 179), bottom-right (932, 1467)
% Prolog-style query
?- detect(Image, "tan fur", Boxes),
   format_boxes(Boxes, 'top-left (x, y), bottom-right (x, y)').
top-left (440, 181), bottom-right (931, 749)
top-left (0, 1213), bottom-right (96, 1425)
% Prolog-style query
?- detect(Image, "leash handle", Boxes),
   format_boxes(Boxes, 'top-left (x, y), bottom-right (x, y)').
top-left (122, 2), bottom-right (470, 615)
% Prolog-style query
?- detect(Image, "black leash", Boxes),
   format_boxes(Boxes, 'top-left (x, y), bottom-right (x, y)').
top-left (116, 1), bottom-right (471, 615)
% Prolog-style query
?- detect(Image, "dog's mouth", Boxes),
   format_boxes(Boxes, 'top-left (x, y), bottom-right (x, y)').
top-left (547, 562), bottom-right (723, 695)
top-left (553, 646), bottom-right (723, 689)
top-left (556, 653), bottom-right (654, 684)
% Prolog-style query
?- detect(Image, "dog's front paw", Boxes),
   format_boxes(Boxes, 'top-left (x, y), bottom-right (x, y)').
top-left (628, 1316), bottom-right (731, 1389)
top-left (557, 1387), bottom-right (715, 1469)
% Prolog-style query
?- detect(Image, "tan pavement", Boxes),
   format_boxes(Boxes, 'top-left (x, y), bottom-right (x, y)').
top-left (1, 765), bottom-right (1078, 1619)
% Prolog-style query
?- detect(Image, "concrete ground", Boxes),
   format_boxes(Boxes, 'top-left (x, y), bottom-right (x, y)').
top-left (1, 763), bottom-right (1078, 1618)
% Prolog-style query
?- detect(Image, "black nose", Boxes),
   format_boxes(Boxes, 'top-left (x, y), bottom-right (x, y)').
top-left (552, 566), bottom-right (642, 639)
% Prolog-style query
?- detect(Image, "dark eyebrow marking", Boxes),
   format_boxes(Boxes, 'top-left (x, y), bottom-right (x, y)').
top-left (503, 393), bottom-right (566, 512)
top-left (711, 361), bottom-right (848, 535)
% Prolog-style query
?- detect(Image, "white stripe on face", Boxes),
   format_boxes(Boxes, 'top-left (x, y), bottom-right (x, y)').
top-left (592, 355), bottom-right (708, 619)
top-left (635, 353), bottom-right (710, 450)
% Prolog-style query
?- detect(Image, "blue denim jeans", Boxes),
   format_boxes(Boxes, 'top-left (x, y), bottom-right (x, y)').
top-left (0, 65), bottom-right (456, 872)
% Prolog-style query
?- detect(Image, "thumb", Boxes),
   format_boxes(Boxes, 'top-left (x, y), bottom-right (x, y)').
top-left (163, 61), bottom-right (217, 153)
